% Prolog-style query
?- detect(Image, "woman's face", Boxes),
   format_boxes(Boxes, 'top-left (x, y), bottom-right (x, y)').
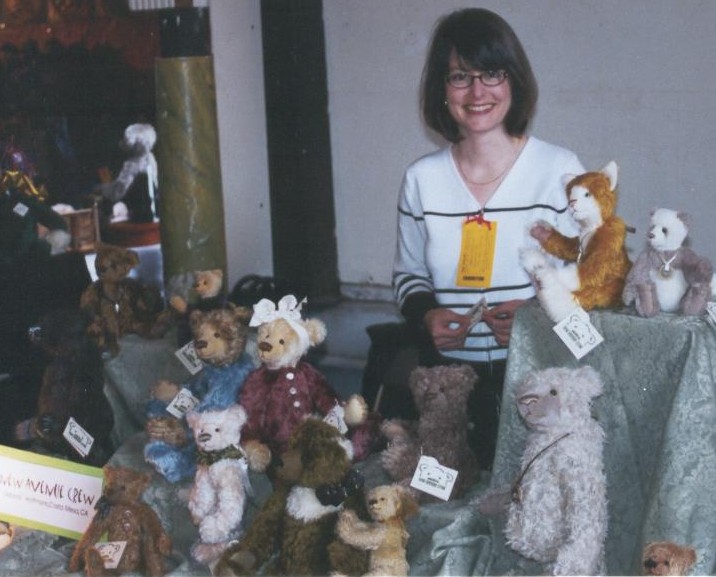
top-left (444, 50), bottom-right (512, 139)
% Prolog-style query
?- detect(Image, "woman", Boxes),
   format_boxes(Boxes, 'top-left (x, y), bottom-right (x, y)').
top-left (392, 8), bottom-right (584, 468)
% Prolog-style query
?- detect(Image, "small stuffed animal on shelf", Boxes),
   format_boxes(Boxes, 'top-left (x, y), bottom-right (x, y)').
top-left (68, 466), bottom-right (173, 577)
top-left (335, 484), bottom-right (419, 577)
top-left (165, 269), bottom-right (226, 346)
top-left (503, 366), bottom-right (607, 576)
top-left (238, 294), bottom-right (369, 463)
top-left (186, 404), bottom-right (269, 565)
top-left (80, 243), bottom-right (164, 356)
top-left (144, 305), bottom-right (256, 483)
top-left (642, 541), bottom-right (697, 576)
top-left (623, 208), bottom-right (713, 317)
top-left (520, 161), bottom-right (631, 323)
top-left (380, 364), bottom-right (480, 501)
top-left (14, 308), bottom-right (114, 466)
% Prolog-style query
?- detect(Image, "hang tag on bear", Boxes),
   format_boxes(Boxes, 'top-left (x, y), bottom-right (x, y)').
top-left (13, 202), bottom-right (29, 217)
top-left (410, 455), bottom-right (457, 501)
top-left (63, 417), bottom-right (95, 458)
top-left (175, 341), bottom-right (204, 375)
top-left (166, 388), bottom-right (200, 419)
top-left (93, 541), bottom-right (127, 569)
top-left (553, 307), bottom-right (604, 359)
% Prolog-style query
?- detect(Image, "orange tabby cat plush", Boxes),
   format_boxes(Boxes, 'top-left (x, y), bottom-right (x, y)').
top-left (520, 161), bottom-right (631, 322)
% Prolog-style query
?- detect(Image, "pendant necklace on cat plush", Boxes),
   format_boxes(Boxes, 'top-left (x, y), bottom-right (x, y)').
top-left (657, 252), bottom-right (677, 279)
top-left (577, 227), bottom-right (597, 264)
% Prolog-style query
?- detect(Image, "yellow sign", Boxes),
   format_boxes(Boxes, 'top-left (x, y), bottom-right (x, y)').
top-left (456, 214), bottom-right (497, 288)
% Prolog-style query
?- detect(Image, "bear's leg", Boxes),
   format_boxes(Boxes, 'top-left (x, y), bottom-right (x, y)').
top-left (635, 283), bottom-right (659, 317)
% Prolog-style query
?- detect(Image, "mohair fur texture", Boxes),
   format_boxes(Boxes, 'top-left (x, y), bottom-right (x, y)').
top-left (80, 243), bottom-right (164, 356)
top-left (520, 161), bottom-right (631, 323)
top-left (144, 304), bottom-right (257, 483)
top-left (186, 404), bottom-right (261, 565)
top-left (214, 418), bottom-right (368, 577)
top-left (380, 364), bottom-right (480, 501)
top-left (503, 366), bottom-right (607, 576)
top-left (334, 484), bottom-right (419, 577)
top-left (642, 541), bottom-right (697, 576)
top-left (14, 308), bottom-right (114, 466)
top-left (68, 466), bottom-right (172, 577)
top-left (623, 208), bottom-right (713, 317)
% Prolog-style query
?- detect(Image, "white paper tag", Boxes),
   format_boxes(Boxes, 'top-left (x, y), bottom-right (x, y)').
top-left (467, 296), bottom-right (488, 328)
top-left (166, 387), bottom-right (200, 418)
top-left (706, 301), bottom-right (716, 326)
top-left (63, 417), bottom-right (95, 458)
top-left (553, 307), bottom-right (604, 359)
top-left (323, 403), bottom-right (348, 434)
top-left (175, 341), bottom-right (204, 375)
top-left (410, 455), bottom-right (458, 501)
top-left (93, 541), bottom-right (127, 569)
top-left (13, 202), bottom-right (28, 217)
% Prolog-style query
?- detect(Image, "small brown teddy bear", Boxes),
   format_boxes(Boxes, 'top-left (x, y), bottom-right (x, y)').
top-left (642, 541), bottom-right (697, 576)
top-left (380, 364), bottom-right (480, 501)
top-left (80, 243), bottom-right (164, 355)
top-left (335, 484), bottom-right (419, 577)
top-left (68, 466), bottom-right (173, 577)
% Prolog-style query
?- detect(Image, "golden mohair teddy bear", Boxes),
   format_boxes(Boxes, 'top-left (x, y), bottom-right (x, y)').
top-left (642, 541), bottom-right (697, 576)
top-left (335, 484), bottom-right (419, 577)
top-left (520, 161), bottom-right (631, 323)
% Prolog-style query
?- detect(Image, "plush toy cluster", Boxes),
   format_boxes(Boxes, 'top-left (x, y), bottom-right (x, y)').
top-left (623, 208), bottom-right (713, 316)
top-left (503, 366), bottom-right (607, 576)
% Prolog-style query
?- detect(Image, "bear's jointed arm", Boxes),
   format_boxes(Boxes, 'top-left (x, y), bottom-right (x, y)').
top-left (541, 230), bottom-right (580, 262)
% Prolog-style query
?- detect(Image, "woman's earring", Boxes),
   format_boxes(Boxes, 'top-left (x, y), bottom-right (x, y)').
top-left (444, 100), bottom-right (448, 106)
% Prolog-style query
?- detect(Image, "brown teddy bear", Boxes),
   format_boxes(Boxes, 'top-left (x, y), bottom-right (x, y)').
top-left (214, 418), bottom-right (367, 577)
top-left (335, 484), bottom-right (419, 577)
top-left (642, 541), bottom-right (697, 576)
top-left (68, 466), bottom-right (173, 577)
top-left (380, 364), bottom-right (480, 501)
top-left (80, 243), bottom-right (164, 355)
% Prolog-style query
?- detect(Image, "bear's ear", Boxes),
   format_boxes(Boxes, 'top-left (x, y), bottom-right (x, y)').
top-left (228, 404), bottom-right (247, 428)
top-left (600, 160), bottom-right (618, 189)
top-left (676, 211), bottom-right (691, 227)
top-left (574, 366), bottom-right (604, 399)
top-left (304, 318), bottom-right (327, 346)
top-left (229, 303), bottom-right (253, 325)
top-left (397, 485), bottom-right (420, 519)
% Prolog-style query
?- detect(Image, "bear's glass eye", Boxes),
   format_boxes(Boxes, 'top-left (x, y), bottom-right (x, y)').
top-left (550, 389), bottom-right (557, 396)
top-left (214, 332), bottom-right (220, 338)
top-left (662, 227), bottom-right (667, 235)
top-left (279, 339), bottom-right (284, 345)
top-left (214, 427), bottom-right (220, 433)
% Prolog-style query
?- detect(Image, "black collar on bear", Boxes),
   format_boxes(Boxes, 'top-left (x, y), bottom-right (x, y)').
top-left (196, 445), bottom-right (245, 467)
top-left (315, 469), bottom-right (364, 507)
top-left (511, 432), bottom-right (571, 505)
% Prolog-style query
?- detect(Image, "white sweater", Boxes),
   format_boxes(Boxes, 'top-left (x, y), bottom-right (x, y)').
top-left (393, 136), bottom-right (584, 363)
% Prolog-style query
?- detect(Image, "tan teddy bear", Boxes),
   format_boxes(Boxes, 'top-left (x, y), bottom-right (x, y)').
top-left (335, 484), bottom-right (419, 577)
top-left (642, 541), bottom-right (697, 576)
top-left (68, 466), bottom-right (172, 577)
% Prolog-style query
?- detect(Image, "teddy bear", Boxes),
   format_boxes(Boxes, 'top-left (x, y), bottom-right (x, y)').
top-left (623, 208), bottom-right (713, 317)
top-left (186, 403), bottom-right (269, 565)
top-left (96, 123), bottom-right (159, 224)
top-left (334, 484), bottom-right (419, 577)
top-left (380, 364), bottom-right (480, 501)
top-left (14, 308), bottom-right (115, 466)
top-left (214, 417), bottom-right (368, 577)
top-left (80, 243), bottom-right (165, 356)
top-left (642, 541), bottom-right (697, 576)
top-left (144, 304), bottom-right (260, 483)
top-left (500, 366), bottom-right (607, 576)
top-left (520, 161), bottom-right (632, 323)
top-left (237, 294), bottom-right (371, 463)
top-left (68, 465), bottom-right (173, 577)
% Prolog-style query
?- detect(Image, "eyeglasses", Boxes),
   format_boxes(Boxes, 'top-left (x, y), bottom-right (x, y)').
top-left (445, 70), bottom-right (508, 88)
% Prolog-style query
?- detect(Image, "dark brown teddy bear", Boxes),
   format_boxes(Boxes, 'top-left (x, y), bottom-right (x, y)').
top-left (80, 243), bottom-right (164, 355)
top-left (380, 364), bottom-right (480, 501)
top-left (214, 418), bottom-right (368, 576)
top-left (68, 466), bottom-right (173, 577)
top-left (14, 308), bottom-right (115, 466)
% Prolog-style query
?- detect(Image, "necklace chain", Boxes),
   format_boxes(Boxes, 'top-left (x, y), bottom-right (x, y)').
top-left (456, 137), bottom-right (526, 187)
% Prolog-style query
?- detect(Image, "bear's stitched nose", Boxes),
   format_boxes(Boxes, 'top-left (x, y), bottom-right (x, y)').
top-left (259, 342), bottom-right (272, 352)
top-left (195, 340), bottom-right (207, 350)
top-left (198, 433), bottom-right (211, 443)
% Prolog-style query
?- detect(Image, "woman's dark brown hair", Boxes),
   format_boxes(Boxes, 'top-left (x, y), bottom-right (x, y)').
top-left (421, 8), bottom-right (538, 142)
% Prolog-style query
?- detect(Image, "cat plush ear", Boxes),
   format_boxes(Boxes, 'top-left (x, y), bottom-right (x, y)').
top-left (600, 160), bottom-right (618, 190)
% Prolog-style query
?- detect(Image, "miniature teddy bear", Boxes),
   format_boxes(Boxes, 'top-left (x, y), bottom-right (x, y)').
top-left (520, 161), bottom-right (631, 323)
top-left (186, 403), bottom-right (269, 565)
top-left (503, 366), bottom-right (607, 576)
top-left (380, 364), bottom-right (480, 501)
top-left (166, 269), bottom-right (226, 346)
top-left (215, 418), bottom-right (367, 577)
top-left (238, 295), bottom-right (369, 461)
top-left (623, 208), bottom-right (713, 317)
top-left (97, 123), bottom-right (159, 223)
top-left (335, 484), bottom-right (419, 577)
top-left (144, 304), bottom-right (259, 483)
top-left (68, 466), bottom-right (173, 577)
top-left (80, 243), bottom-right (164, 355)
top-left (642, 541), bottom-right (697, 576)
top-left (14, 308), bottom-right (115, 466)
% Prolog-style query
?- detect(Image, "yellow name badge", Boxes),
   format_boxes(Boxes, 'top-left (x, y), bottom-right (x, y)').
top-left (456, 214), bottom-right (497, 288)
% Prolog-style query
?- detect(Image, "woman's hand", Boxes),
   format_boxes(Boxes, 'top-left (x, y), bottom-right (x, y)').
top-left (482, 299), bottom-right (525, 346)
top-left (424, 308), bottom-right (471, 350)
